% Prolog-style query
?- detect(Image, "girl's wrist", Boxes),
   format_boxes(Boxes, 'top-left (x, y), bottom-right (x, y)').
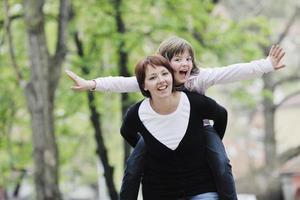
top-left (89, 80), bottom-right (97, 91)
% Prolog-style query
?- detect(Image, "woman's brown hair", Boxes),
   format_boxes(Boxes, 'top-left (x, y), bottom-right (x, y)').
top-left (135, 55), bottom-right (175, 97)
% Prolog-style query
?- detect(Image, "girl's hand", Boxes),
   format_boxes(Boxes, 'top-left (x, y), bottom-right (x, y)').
top-left (65, 70), bottom-right (96, 91)
top-left (268, 45), bottom-right (286, 70)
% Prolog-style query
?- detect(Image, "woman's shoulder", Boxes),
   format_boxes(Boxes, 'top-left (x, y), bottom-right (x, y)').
top-left (125, 100), bottom-right (144, 117)
top-left (183, 90), bottom-right (205, 99)
top-left (183, 90), bottom-right (215, 105)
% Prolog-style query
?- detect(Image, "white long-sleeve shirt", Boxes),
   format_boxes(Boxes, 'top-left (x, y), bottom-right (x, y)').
top-left (94, 58), bottom-right (273, 94)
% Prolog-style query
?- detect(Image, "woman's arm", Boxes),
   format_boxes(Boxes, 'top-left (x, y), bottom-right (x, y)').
top-left (65, 70), bottom-right (140, 93)
top-left (187, 45), bottom-right (285, 94)
top-left (120, 105), bottom-right (141, 147)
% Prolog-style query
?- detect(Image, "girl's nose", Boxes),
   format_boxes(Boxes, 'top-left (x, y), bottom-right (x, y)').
top-left (182, 59), bottom-right (189, 66)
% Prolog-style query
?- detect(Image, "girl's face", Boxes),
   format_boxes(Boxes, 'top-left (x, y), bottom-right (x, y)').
top-left (169, 49), bottom-right (193, 85)
top-left (143, 65), bottom-right (173, 99)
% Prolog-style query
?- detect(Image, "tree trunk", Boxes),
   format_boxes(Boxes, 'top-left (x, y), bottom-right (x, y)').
top-left (236, 168), bottom-right (283, 200)
top-left (262, 73), bottom-right (277, 169)
top-left (112, 0), bottom-right (132, 166)
top-left (23, 2), bottom-right (60, 196)
top-left (73, 32), bottom-right (118, 200)
top-left (24, 31), bottom-right (61, 200)
top-left (23, 0), bottom-right (69, 199)
top-left (87, 92), bottom-right (118, 200)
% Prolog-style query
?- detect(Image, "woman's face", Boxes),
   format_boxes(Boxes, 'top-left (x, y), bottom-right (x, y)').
top-left (169, 49), bottom-right (193, 86)
top-left (143, 65), bottom-right (173, 99)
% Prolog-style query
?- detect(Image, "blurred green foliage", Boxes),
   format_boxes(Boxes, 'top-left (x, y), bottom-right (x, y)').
top-left (1, 0), bottom-right (283, 194)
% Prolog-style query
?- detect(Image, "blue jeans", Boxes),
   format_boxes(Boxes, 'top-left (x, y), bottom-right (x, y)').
top-left (190, 192), bottom-right (219, 200)
top-left (204, 126), bottom-right (237, 200)
top-left (119, 126), bottom-right (237, 200)
top-left (119, 138), bottom-right (146, 200)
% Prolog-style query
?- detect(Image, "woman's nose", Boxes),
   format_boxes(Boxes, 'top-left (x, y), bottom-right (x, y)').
top-left (157, 75), bottom-right (164, 83)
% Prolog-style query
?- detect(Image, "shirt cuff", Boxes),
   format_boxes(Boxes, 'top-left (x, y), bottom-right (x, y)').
top-left (265, 57), bottom-right (275, 72)
top-left (89, 79), bottom-right (97, 91)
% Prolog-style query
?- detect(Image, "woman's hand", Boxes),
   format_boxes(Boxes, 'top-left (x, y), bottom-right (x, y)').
top-left (65, 70), bottom-right (96, 91)
top-left (268, 44), bottom-right (286, 70)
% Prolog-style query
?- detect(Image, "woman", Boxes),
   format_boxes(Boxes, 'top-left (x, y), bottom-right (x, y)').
top-left (121, 55), bottom-right (228, 199)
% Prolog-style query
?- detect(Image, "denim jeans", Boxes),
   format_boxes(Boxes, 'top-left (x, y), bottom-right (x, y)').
top-left (189, 192), bottom-right (219, 200)
top-left (119, 138), bottom-right (146, 200)
top-left (119, 126), bottom-right (237, 200)
top-left (204, 126), bottom-right (237, 200)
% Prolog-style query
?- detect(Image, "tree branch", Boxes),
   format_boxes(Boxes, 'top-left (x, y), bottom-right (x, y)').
top-left (261, 7), bottom-right (299, 55)
top-left (274, 90), bottom-right (300, 110)
top-left (192, 30), bottom-right (206, 47)
top-left (273, 74), bottom-right (300, 89)
top-left (49, 0), bottom-right (71, 97)
top-left (276, 7), bottom-right (300, 45)
top-left (0, 13), bottom-right (23, 29)
top-left (278, 145), bottom-right (300, 166)
top-left (13, 169), bottom-right (27, 197)
top-left (3, 0), bottom-right (24, 85)
top-left (54, 0), bottom-right (70, 60)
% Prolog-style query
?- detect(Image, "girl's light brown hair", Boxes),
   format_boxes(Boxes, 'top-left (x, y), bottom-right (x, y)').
top-left (135, 55), bottom-right (175, 97)
top-left (157, 36), bottom-right (199, 75)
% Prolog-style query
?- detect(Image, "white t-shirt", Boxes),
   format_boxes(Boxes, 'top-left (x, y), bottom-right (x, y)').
top-left (138, 92), bottom-right (190, 150)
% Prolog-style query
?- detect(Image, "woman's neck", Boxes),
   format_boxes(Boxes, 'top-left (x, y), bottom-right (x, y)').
top-left (149, 91), bottom-right (181, 115)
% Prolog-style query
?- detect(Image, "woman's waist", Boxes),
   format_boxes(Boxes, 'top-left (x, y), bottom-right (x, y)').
top-left (143, 166), bottom-right (214, 184)
top-left (142, 176), bottom-right (217, 199)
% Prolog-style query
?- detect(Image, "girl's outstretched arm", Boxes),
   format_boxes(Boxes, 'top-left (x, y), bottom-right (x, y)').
top-left (93, 76), bottom-right (139, 93)
top-left (65, 70), bottom-right (140, 93)
top-left (187, 45), bottom-right (286, 94)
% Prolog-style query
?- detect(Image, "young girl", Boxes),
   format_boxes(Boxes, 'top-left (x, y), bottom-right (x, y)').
top-left (66, 36), bottom-right (285, 200)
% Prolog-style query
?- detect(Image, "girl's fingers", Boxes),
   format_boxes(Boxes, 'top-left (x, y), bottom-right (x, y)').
top-left (274, 47), bottom-right (283, 58)
top-left (269, 45), bottom-right (275, 56)
top-left (65, 70), bottom-right (74, 78)
top-left (273, 45), bottom-right (280, 57)
top-left (71, 86), bottom-right (83, 90)
top-left (269, 45), bottom-right (286, 70)
top-left (277, 52), bottom-right (285, 61)
top-left (276, 64), bottom-right (286, 70)
top-left (66, 70), bottom-right (79, 82)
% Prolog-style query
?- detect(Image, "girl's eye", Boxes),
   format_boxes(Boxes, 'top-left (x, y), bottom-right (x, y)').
top-left (162, 72), bottom-right (169, 76)
top-left (187, 57), bottom-right (192, 61)
top-left (149, 76), bottom-right (156, 80)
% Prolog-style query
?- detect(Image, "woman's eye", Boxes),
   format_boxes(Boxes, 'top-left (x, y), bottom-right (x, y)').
top-left (162, 72), bottom-right (169, 76)
top-left (149, 77), bottom-right (156, 80)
